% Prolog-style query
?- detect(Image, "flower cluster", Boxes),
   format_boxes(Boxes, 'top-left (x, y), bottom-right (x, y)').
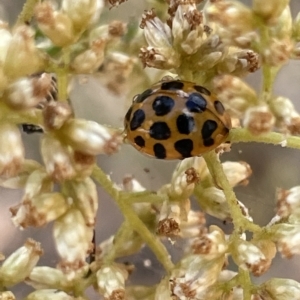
top-left (1, 0), bottom-right (300, 299)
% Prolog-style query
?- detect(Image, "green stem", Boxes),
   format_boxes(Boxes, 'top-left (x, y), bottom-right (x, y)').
top-left (229, 128), bottom-right (300, 150)
top-left (15, 0), bottom-right (39, 26)
top-left (92, 166), bottom-right (174, 273)
top-left (202, 151), bottom-right (261, 233)
top-left (239, 268), bottom-right (253, 300)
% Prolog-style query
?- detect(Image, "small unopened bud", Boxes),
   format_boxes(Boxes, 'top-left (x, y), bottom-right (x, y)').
top-left (62, 0), bottom-right (104, 32)
top-left (231, 239), bottom-right (269, 276)
top-left (97, 263), bottom-right (128, 299)
top-left (172, 254), bottom-right (225, 299)
top-left (71, 39), bottom-right (106, 73)
top-left (22, 169), bottom-right (52, 200)
top-left (11, 192), bottom-right (68, 228)
top-left (41, 135), bottom-right (76, 181)
top-left (213, 75), bottom-right (257, 118)
top-left (271, 223), bottom-right (300, 258)
top-left (26, 267), bottom-right (70, 290)
top-left (270, 96), bottom-right (297, 125)
top-left (191, 226), bottom-right (227, 258)
top-left (253, 0), bottom-right (289, 24)
top-left (276, 187), bottom-right (300, 218)
top-left (0, 239), bottom-right (43, 286)
top-left (259, 278), bottom-right (300, 300)
top-left (222, 161), bottom-right (252, 186)
top-left (43, 101), bottom-right (72, 131)
top-left (35, 2), bottom-right (75, 47)
top-left (5, 74), bottom-right (53, 110)
top-left (3, 26), bottom-right (44, 79)
top-left (206, 1), bottom-right (254, 46)
top-left (262, 38), bottom-right (293, 67)
top-left (180, 210), bottom-right (206, 238)
top-left (60, 119), bottom-right (122, 156)
top-left (243, 105), bottom-right (275, 135)
top-left (24, 289), bottom-right (74, 300)
top-left (53, 207), bottom-right (93, 269)
top-left (70, 177), bottom-right (98, 226)
top-left (0, 123), bottom-right (24, 177)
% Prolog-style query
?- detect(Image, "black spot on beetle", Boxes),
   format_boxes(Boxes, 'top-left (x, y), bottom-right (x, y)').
top-left (193, 85), bottom-right (211, 96)
top-left (174, 139), bottom-right (193, 158)
top-left (149, 122), bottom-right (171, 140)
top-left (153, 143), bottom-right (166, 159)
top-left (186, 93), bottom-right (207, 113)
top-left (176, 114), bottom-right (195, 134)
top-left (161, 80), bottom-right (184, 91)
top-left (152, 95), bottom-right (175, 116)
top-left (214, 100), bottom-right (225, 115)
top-left (134, 136), bottom-right (145, 147)
top-left (203, 138), bottom-right (215, 147)
top-left (130, 109), bottom-right (145, 131)
top-left (201, 120), bottom-right (218, 139)
top-left (134, 89), bottom-right (153, 103)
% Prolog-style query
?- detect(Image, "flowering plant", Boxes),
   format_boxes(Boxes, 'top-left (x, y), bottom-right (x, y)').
top-left (0, 0), bottom-right (300, 299)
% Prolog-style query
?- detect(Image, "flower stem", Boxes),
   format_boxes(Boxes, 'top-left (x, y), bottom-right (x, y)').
top-left (92, 166), bottom-right (174, 273)
top-left (202, 151), bottom-right (261, 233)
top-left (229, 128), bottom-right (300, 150)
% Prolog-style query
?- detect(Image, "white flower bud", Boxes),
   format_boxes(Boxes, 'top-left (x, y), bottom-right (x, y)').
top-left (222, 161), bottom-right (252, 186)
top-left (259, 278), bottom-right (300, 300)
top-left (141, 9), bottom-right (172, 49)
top-left (231, 239), bottom-right (269, 276)
top-left (43, 101), bottom-right (72, 131)
top-left (198, 51), bottom-right (223, 68)
top-left (190, 226), bottom-right (227, 258)
top-left (5, 74), bottom-right (53, 110)
top-left (22, 169), bottom-right (52, 201)
top-left (0, 239), bottom-right (42, 286)
top-left (172, 3), bottom-right (205, 55)
top-left (3, 26), bottom-right (44, 79)
top-left (270, 96), bottom-right (298, 125)
top-left (53, 207), bottom-right (93, 267)
top-left (70, 177), bottom-right (98, 226)
top-left (41, 135), bottom-right (76, 181)
top-left (271, 223), bottom-right (300, 258)
top-left (71, 39), bottom-right (105, 73)
top-left (0, 123), bottom-right (24, 177)
top-left (139, 10), bottom-right (179, 69)
top-left (11, 192), bottom-right (68, 228)
top-left (262, 38), bottom-right (293, 67)
top-left (0, 160), bottom-right (41, 189)
top-left (26, 267), bottom-right (71, 290)
top-left (35, 2), bottom-right (75, 47)
top-left (253, 0), bottom-right (289, 23)
top-left (62, 0), bottom-right (104, 32)
top-left (0, 291), bottom-right (15, 300)
top-left (276, 187), bottom-right (300, 218)
top-left (60, 119), bottom-right (122, 156)
top-left (243, 105), bottom-right (275, 135)
top-left (213, 75), bottom-right (257, 118)
top-left (206, 1), bottom-right (254, 47)
top-left (180, 210), bottom-right (206, 238)
top-left (97, 264), bottom-right (128, 299)
top-left (172, 254), bottom-right (225, 299)
top-left (24, 289), bottom-right (74, 300)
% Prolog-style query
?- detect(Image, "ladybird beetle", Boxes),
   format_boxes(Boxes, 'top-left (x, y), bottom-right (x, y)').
top-left (124, 78), bottom-right (231, 159)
